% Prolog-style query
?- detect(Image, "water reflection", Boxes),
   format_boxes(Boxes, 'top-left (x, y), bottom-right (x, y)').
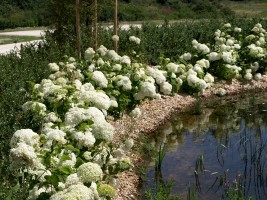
top-left (141, 94), bottom-right (267, 200)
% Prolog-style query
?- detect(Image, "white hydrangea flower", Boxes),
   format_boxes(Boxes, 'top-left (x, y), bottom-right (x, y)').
top-left (92, 71), bottom-right (108, 88)
top-left (88, 64), bottom-right (95, 72)
top-left (10, 129), bottom-right (39, 148)
top-left (216, 88), bottom-right (227, 96)
top-left (84, 48), bottom-right (95, 61)
top-left (55, 77), bottom-right (67, 86)
top-left (224, 23), bottom-right (231, 28)
top-left (120, 55), bottom-right (131, 65)
top-left (80, 83), bottom-right (95, 92)
top-left (46, 129), bottom-right (67, 144)
top-left (247, 44), bottom-right (265, 57)
top-left (22, 101), bottom-right (47, 116)
top-left (194, 42), bottom-right (210, 54)
top-left (60, 152), bottom-right (77, 168)
top-left (244, 72), bottom-right (253, 80)
top-left (146, 67), bottom-right (166, 85)
top-left (234, 44), bottom-right (241, 49)
top-left (10, 142), bottom-right (37, 166)
top-left (160, 82), bottom-right (172, 95)
top-left (224, 64), bottom-right (242, 77)
top-left (123, 138), bottom-right (134, 151)
top-left (44, 112), bottom-right (60, 123)
top-left (207, 52), bottom-right (221, 61)
top-left (166, 63), bottom-right (179, 73)
top-left (116, 75), bottom-right (132, 91)
top-left (180, 52), bottom-right (192, 61)
top-left (222, 51), bottom-right (235, 63)
top-left (134, 81), bottom-right (158, 100)
top-left (129, 107), bottom-right (142, 118)
top-left (92, 120), bottom-right (114, 142)
top-left (187, 70), bottom-right (207, 91)
top-left (27, 185), bottom-right (46, 200)
top-left (129, 36), bottom-right (141, 44)
top-left (78, 90), bottom-right (111, 111)
top-left (193, 64), bottom-right (203, 74)
top-left (112, 35), bottom-right (119, 42)
top-left (65, 173), bottom-right (81, 188)
top-left (254, 73), bottom-right (262, 80)
top-left (50, 183), bottom-right (95, 200)
top-left (77, 162), bottom-right (103, 183)
top-left (107, 50), bottom-right (121, 61)
top-left (66, 63), bottom-right (76, 71)
top-left (226, 39), bottom-right (235, 46)
top-left (234, 27), bottom-right (242, 32)
top-left (250, 62), bottom-right (259, 72)
top-left (204, 73), bottom-right (214, 84)
top-left (48, 63), bottom-right (59, 72)
top-left (112, 63), bottom-right (122, 71)
top-left (97, 45), bottom-right (108, 56)
top-left (113, 148), bottom-right (124, 158)
top-left (72, 131), bottom-right (96, 148)
top-left (96, 58), bottom-right (105, 66)
top-left (30, 169), bottom-right (51, 183)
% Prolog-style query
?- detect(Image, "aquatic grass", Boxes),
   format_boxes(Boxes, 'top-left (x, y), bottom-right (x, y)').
top-left (194, 154), bottom-right (205, 192)
top-left (186, 183), bottom-right (198, 200)
top-left (144, 180), bottom-right (180, 200)
top-left (155, 143), bottom-right (167, 172)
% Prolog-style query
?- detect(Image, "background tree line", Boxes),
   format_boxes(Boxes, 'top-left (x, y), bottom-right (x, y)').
top-left (0, 0), bottom-right (236, 30)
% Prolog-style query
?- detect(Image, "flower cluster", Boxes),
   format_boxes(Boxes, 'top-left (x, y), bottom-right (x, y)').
top-left (10, 54), bottom-right (136, 199)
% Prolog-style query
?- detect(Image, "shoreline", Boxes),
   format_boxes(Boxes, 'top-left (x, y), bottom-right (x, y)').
top-left (111, 74), bottom-right (267, 200)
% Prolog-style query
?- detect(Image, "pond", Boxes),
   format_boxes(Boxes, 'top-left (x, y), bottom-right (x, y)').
top-left (140, 93), bottom-right (267, 200)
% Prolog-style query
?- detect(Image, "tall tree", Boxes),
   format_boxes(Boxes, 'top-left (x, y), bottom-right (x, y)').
top-left (93, 0), bottom-right (98, 49)
top-left (114, 0), bottom-right (118, 52)
top-left (75, 0), bottom-right (81, 58)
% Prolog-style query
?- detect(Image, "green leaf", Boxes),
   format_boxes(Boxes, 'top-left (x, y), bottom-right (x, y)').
top-left (36, 192), bottom-right (51, 200)
top-left (65, 144), bottom-right (80, 154)
top-left (75, 157), bottom-right (85, 168)
top-left (59, 166), bottom-right (73, 175)
top-left (60, 154), bottom-right (71, 162)
top-left (44, 175), bottom-right (59, 188)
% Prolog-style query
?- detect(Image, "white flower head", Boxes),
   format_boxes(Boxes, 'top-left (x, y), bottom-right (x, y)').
top-left (112, 35), bottom-right (119, 42)
top-left (77, 162), bottom-right (103, 183)
top-left (84, 47), bottom-right (95, 61)
top-left (180, 52), bottom-right (192, 61)
top-left (92, 71), bottom-right (108, 88)
top-left (129, 36), bottom-right (141, 44)
top-left (129, 107), bottom-right (142, 118)
top-left (48, 63), bottom-right (59, 72)
top-left (120, 55), bottom-right (131, 65)
top-left (216, 88), bottom-right (227, 96)
top-left (166, 63), bottom-right (179, 73)
top-left (160, 81), bottom-right (172, 95)
top-left (10, 129), bottom-right (39, 148)
top-left (254, 73), bottom-right (262, 80)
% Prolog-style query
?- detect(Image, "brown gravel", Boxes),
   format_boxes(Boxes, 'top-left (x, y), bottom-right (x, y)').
top-left (111, 74), bottom-right (267, 200)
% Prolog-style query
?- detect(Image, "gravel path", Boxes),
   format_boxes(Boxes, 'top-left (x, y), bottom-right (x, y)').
top-left (0, 40), bottom-right (43, 54)
top-left (0, 30), bottom-right (45, 37)
top-left (0, 30), bottom-right (44, 54)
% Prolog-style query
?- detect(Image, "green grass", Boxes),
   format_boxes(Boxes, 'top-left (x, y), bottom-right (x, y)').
top-left (222, 1), bottom-right (267, 18)
top-left (0, 35), bottom-right (41, 44)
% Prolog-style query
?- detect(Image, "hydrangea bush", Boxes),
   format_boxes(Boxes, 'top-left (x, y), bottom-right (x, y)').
top-left (9, 23), bottom-right (267, 199)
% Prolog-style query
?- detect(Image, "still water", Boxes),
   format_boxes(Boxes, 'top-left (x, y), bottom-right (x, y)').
top-left (141, 94), bottom-right (267, 199)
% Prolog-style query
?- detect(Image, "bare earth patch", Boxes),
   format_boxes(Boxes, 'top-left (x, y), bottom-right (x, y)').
top-left (110, 74), bottom-right (267, 200)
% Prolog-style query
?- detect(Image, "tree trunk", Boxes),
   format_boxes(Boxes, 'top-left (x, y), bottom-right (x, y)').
top-left (75, 0), bottom-right (81, 58)
top-left (114, 0), bottom-right (118, 52)
top-left (93, 0), bottom-right (98, 50)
